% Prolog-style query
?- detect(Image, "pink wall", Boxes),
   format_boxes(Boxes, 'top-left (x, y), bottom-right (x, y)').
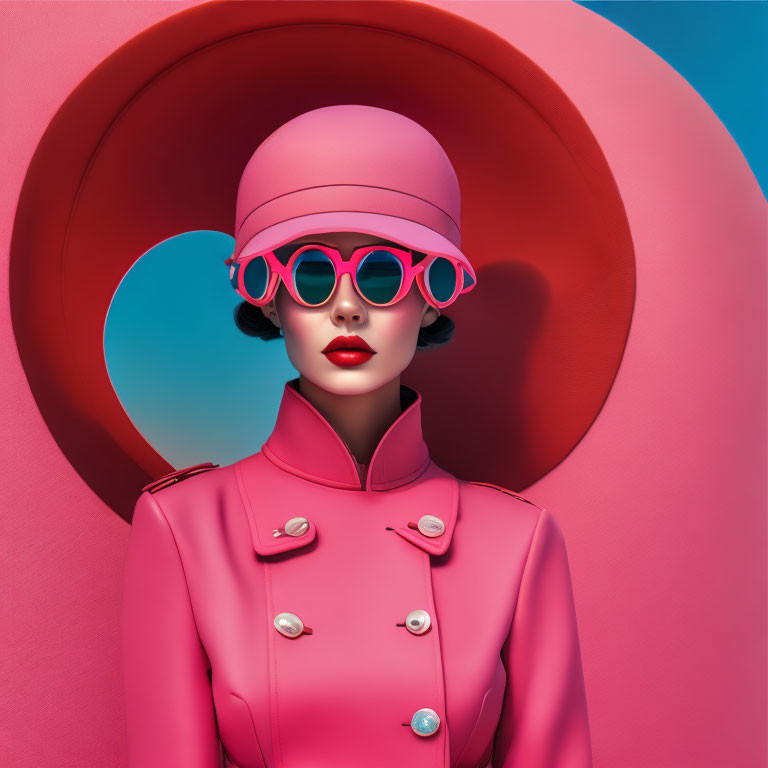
top-left (434, 3), bottom-right (766, 766)
top-left (1, 1), bottom-right (765, 766)
top-left (0, 4), bottom-right (203, 765)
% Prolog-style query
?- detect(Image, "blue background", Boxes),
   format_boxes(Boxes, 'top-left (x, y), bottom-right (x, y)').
top-left (576, 0), bottom-right (767, 196)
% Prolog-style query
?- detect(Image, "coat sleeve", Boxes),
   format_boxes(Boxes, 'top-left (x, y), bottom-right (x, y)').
top-left (492, 506), bottom-right (593, 768)
top-left (121, 490), bottom-right (222, 768)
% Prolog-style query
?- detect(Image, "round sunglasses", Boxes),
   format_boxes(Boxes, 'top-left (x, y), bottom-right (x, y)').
top-left (224, 243), bottom-right (477, 309)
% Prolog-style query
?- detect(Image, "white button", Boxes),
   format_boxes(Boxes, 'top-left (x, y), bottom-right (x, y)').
top-left (411, 707), bottom-right (441, 736)
top-left (273, 516), bottom-right (309, 538)
top-left (405, 609), bottom-right (431, 635)
top-left (417, 515), bottom-right (445, 537)
top-left (273, 612), bottom-right (307, 638)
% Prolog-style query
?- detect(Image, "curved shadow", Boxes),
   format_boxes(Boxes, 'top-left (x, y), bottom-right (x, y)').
top-left (9, 0), bottom-right (634, 520)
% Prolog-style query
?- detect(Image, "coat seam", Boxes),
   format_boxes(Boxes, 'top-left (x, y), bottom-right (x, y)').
top-left (421, 550), bottom-right (442, 768)
top-left (264, 559), bottom-right (282, 768)
top-left (144, 491), bottom-right (212, 668)
top-left (229, 692), bottom-right (269, 768)
top-left (233, 460), bottom-right (281, 768)
top-left (454, 686), bottom-right (493, 766)
top-left (508, 506), bottom-right (546, 631)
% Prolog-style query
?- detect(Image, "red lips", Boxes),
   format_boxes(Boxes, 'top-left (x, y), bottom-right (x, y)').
top-left (322, 335), bottom-right (376, 368)
top-left (322, 335), bottom-right (375, 353)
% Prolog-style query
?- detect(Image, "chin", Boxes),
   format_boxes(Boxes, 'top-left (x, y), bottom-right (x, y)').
top-left (301, 363), bottom-right (401, 397)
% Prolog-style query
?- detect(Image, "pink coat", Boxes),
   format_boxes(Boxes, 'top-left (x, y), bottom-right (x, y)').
top-left (121, 378), bottom-right (593, 768)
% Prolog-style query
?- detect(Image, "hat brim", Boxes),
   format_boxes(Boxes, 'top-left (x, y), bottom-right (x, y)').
top-left (236, 211), bottom-right (474, 277)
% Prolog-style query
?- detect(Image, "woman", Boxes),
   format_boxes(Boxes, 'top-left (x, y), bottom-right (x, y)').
top-left (121, 105), bottom-right (593, 768)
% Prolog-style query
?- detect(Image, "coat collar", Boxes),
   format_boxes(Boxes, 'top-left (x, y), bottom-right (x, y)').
top-left (261, 377), bottom-right (431, 492)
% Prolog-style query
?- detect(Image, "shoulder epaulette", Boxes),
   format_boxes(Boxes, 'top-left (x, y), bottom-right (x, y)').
top-left (141, 461), bottom-right (220, 494)
top-left (468, 481), bottom-right (539, 507)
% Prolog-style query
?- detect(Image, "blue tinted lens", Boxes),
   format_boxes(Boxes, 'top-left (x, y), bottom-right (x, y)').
top-left (426, 258), bottom-right (458, 303)
top-left (356, 250), bottom-right (403, 304)
top-left (461, 268), bottom-right (475, 290)
top-left (242, 256), bottom-right (269, 300)
top-left (293, 249), bottom-right (335, 305)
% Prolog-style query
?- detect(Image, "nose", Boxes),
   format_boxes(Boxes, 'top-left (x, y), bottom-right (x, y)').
top-left (329, 273), bottom-right (367, 327)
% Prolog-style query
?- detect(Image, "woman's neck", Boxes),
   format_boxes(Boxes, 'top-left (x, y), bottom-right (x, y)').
top-left (297, 374), bottom-right (403, 467)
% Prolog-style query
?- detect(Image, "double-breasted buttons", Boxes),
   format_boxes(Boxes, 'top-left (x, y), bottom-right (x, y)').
top-left (273, 612), bottom-right (313, 638)
top-left (273, 516), bottom-right (310, 538)
top-left (407, 514), bottom-right (445, 537)
top-left (410, 707), bottom-right (441, 737)
top-left (404, 609), bottom-right (431, 635)
top-left (398, 526), bottom-right (442, 736)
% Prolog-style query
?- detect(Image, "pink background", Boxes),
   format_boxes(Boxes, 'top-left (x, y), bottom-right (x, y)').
top-left (1, 1), bottom-right (765, 766)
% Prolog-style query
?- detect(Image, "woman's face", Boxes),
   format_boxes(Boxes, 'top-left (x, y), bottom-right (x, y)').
top-left (261, 231), bottom-right (440, 396)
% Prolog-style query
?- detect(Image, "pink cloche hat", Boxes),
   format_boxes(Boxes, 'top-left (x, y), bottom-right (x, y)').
top-left (232, 104), bottom-right (473, 277)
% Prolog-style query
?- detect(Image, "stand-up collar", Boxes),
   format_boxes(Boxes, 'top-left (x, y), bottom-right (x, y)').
top-left (261, 378), bottom-right (431, 491)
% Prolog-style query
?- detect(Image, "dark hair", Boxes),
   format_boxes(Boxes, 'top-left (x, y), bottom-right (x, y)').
top-left (233, 301), bottom-right (284, 341)
top-left (230, 242), bottom-right (455, 349)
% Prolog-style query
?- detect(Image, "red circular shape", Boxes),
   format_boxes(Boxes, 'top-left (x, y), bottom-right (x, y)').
top-left (9, 0), bottom-right (634, 520)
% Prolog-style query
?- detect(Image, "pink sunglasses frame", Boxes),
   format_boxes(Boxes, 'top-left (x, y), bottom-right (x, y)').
top-left (224, 243), bottom-right (477, 310)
